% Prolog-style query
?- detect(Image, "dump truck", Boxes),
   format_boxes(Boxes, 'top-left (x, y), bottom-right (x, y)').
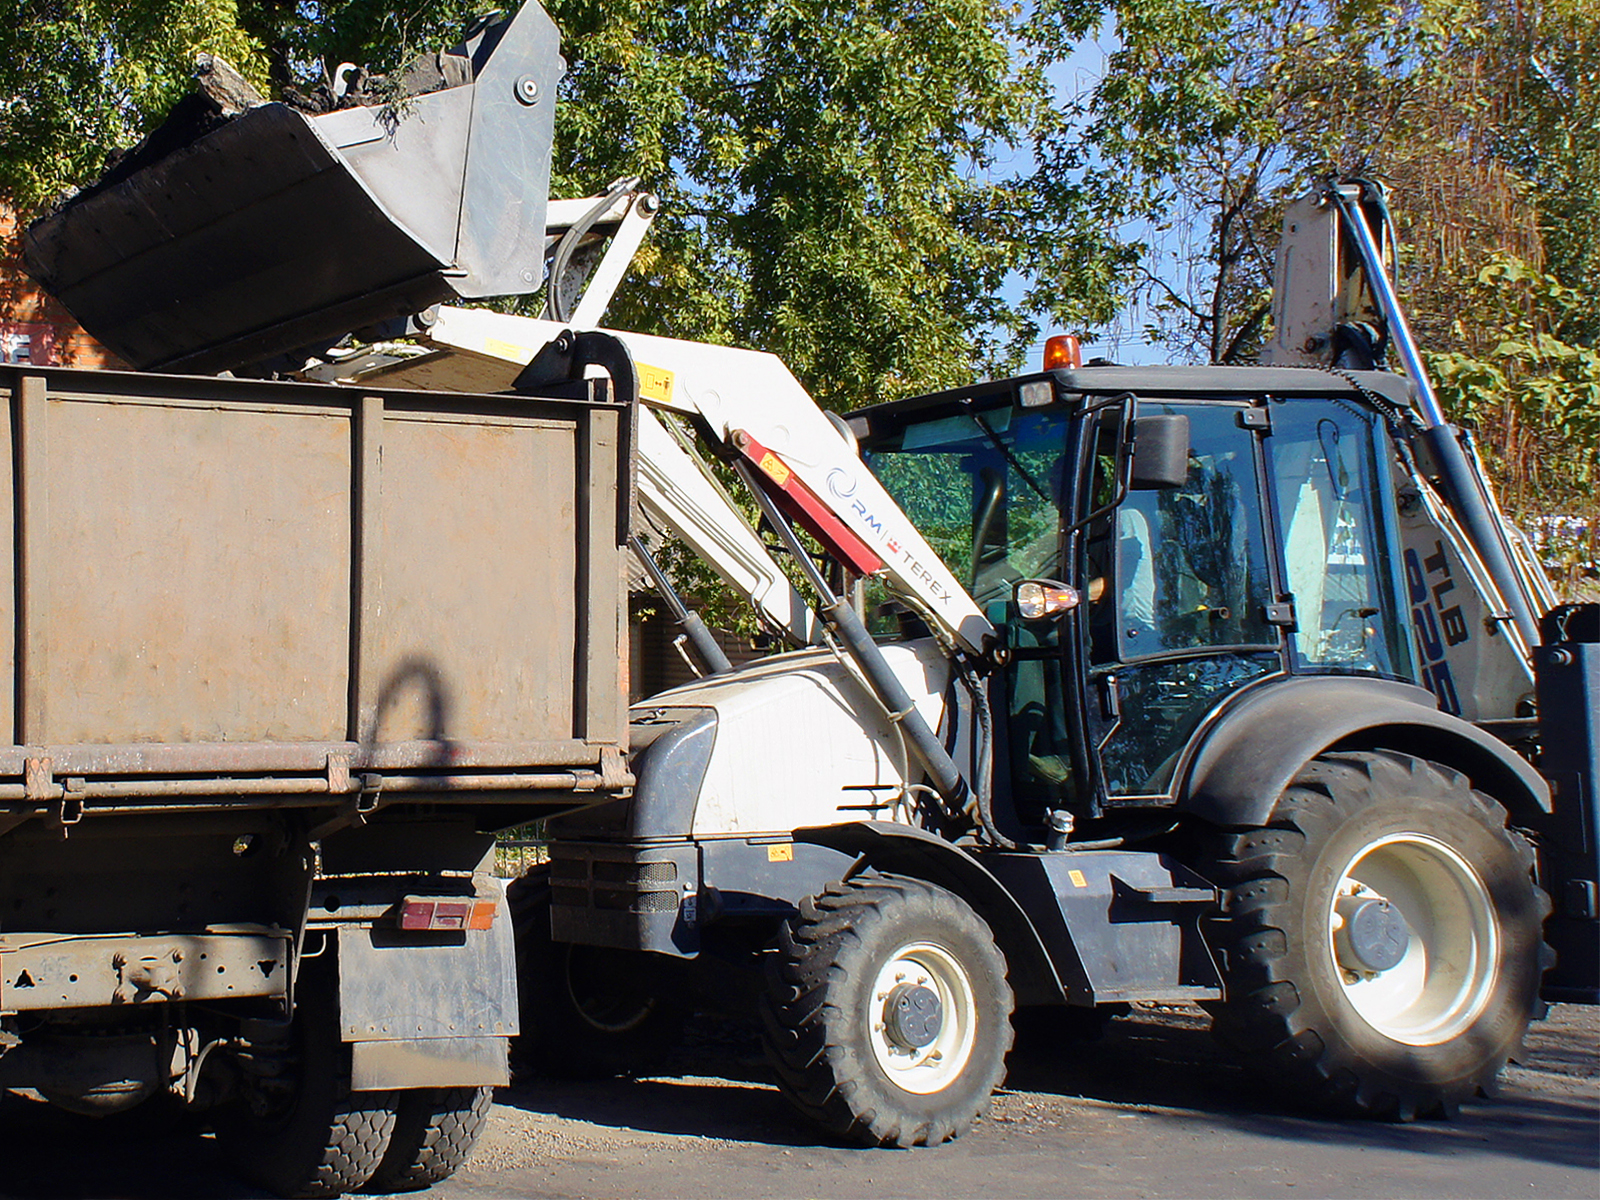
top-left (3, 7), bottom-right (635, 1197)
top-left (19, 0), bottom-right (1599, 1180)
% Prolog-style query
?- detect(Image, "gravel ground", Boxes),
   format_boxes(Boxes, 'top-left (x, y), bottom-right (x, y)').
top-left (1, 1002), bottom-right (1593, 1199)
top-left (433, 1001), bottom-right (1598, 1200)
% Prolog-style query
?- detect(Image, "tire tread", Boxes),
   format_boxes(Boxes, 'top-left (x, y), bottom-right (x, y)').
top-left (759, 874), bottom-right (1012, 1148)
top-left (1203, 750), bottom-right (1550, 1120)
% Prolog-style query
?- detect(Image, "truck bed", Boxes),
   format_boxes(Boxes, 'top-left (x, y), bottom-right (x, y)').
top-left (0, 364), bottom-right (632, 830)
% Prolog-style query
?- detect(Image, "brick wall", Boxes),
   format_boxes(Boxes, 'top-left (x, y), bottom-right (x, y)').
top-left (0, 205), bottom-right (125, 369)
top-left (629, 607), bottom-right (770, 702)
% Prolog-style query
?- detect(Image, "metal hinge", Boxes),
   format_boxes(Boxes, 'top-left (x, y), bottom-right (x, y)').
top-left (308, 774), bottom-right (383, 842)
top-left (1239, 405), bottom-right (1272, 431)
top-left (598, 747), bottom-right (632, 791)
top-left (1264, 599), bottom-right (1298, 630)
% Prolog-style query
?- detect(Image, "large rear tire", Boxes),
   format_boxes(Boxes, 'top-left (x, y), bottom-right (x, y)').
top-left (1203, 750), bottom-right (1549, 1120)
top-left (219, 963), bottom-right (397, 1198)
top-left (508, 864), bottom-right (684, 1078)
top-left (365, 1085), bottom-right (492, 1193)
top-left (760, 874), bottom-right (1013, 1147)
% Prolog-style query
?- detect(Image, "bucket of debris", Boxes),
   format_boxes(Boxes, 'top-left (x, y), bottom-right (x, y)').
top-left (22, 2), bottom-right (561, 374)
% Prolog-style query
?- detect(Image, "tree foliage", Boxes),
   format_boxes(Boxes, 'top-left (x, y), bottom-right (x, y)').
top-left (0, 0), bottom-right (1130, 412)
top-left (1040, 0), bottom-right (1600, 549)
top-left (0, 0), bottom-right (265, 203)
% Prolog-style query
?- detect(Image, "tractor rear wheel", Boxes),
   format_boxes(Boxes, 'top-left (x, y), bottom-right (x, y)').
top-left (1204, 750), bottom-right (1549, 1119)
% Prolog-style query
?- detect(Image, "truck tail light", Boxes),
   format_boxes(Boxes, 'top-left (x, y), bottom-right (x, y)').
top-left (399, 897), bottom-right (497, 931)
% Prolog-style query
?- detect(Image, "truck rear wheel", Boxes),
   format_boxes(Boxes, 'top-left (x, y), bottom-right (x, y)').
top-left (220, 965), bottom-right (398, 1198)
top-left (365, 1085), bottom-right (492, 1192)
top-left (508, 864), bottom-right (684, 1078)
top-left (1204, 750), bottom-right (1549, 1120)
top-left (760, 874), bottom-right (1013, 1147)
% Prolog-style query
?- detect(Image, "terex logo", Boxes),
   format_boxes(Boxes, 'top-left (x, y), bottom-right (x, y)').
top-left (823, 466), bottom-right (951, 603)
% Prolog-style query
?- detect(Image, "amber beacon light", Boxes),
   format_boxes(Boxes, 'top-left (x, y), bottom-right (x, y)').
top-left (1042, 334), bottom-right (1082, 371)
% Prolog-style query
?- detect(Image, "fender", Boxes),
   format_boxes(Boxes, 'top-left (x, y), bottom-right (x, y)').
top-left (1180, 675), bottom-right (1550, 828)
top-left (794, 821), bottom-right (1066, 1006)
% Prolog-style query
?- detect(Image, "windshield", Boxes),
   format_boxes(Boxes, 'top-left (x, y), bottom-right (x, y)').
top-left (862, 406), bottom-right (1071, 607)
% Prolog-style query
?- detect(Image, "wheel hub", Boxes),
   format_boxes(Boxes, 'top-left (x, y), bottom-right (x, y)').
top-left (867, 941), bottom-right (979, 1095)
top-left (1328, 833), bottom-right (1498, 1045)
top-left (1335, 894), bottom-right (1411, 973)
top-left (884, 983), bottom-right (942, 1050)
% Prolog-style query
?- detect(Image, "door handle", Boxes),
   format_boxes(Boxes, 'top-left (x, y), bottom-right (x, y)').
top-left (1098, 674), bottom-right (1121, 720)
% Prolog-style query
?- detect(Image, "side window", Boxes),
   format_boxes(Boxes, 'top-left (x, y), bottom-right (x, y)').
top-left (1084, 402), bottom-right (1280, 797)
top-left (1266, 404), bottom-right (1406, 676)
top-left (1087, 403), bottom-right (1275, 662)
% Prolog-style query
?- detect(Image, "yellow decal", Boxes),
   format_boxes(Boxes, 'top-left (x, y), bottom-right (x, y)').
top-left (637, 363), bottom-right (676, 404)
top-left (758, 451), bottom-right (792, 486)
top-left (1068, 869), bottom-right (1088, 888)
top-left (485, 338), bottom-right (531, 362)
top-left (767, 843), bottom-right (795, 863)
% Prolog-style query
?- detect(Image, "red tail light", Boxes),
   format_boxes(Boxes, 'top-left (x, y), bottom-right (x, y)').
top-left (399, 896), bottom-right (496, 931)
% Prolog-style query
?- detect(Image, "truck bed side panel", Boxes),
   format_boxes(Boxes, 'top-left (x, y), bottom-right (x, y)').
top-left (0, 365), bottom-right (628, 805)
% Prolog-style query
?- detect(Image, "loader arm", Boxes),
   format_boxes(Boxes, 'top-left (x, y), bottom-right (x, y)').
top-left (407, 306), bottom-right (995, 658)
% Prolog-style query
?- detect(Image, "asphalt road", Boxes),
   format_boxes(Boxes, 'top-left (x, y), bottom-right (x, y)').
top-left (2, 1003), bottom-right (1595, 1199)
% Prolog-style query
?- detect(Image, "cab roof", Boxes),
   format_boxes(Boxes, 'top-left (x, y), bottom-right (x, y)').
top-left (846, 363), bottom-right (1415, 441)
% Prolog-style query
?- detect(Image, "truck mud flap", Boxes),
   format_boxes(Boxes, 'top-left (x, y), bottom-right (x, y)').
top-left (23, 1), bottom-right (562, 374)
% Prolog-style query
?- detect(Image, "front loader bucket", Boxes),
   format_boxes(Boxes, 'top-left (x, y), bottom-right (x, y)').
top-left (23, 2), bottom-right (561, 374)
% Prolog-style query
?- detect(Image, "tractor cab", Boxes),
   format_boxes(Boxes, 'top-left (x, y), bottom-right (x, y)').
top-left (853, 365), bottom-right (1420, 838)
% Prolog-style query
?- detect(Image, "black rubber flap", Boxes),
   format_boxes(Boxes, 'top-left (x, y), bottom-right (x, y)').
top-left (23, 103), bottom-right (455, 373)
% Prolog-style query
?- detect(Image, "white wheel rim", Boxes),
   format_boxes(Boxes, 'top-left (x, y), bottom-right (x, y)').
top-left (1328, 833), bottom-right (1497, 1045)
top-left (867, 941), bottom-right (978, 1095)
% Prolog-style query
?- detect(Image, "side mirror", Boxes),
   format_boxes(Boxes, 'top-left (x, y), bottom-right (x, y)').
top-left (1130, 414), bottom-right (1190, 489)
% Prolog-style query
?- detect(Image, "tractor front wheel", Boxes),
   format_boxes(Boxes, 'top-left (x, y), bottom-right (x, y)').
top-left (760, 874), bottom-right (1012, 1146)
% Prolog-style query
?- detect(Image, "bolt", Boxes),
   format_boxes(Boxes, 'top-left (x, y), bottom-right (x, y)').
top-left (514, 76), bottom-right (540, 105)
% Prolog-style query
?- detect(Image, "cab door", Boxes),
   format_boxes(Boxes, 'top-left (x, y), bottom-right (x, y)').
top-left (1082, 401), bottom-right (1283, 800)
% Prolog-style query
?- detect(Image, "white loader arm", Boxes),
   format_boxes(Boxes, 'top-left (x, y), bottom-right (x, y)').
top-left (635, 408), bottom-right (819, 647)
top-left (420, 306), bottom-right (994, 656)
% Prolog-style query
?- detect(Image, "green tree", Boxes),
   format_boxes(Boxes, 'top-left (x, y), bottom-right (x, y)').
top-left (1034, 0), bottom-right (1444, 363)
top-left (1, 0), bottom-right (1129, 412)
top-left (0, 0), bottom-right (265, 205)
top-left (1041, 0), bottom-right (1599, 571)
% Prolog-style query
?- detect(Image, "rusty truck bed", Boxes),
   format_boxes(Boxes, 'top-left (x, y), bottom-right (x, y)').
top-left (0, 364), bottom-right (632, 832)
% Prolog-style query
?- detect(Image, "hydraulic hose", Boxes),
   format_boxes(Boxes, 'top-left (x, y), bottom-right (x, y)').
top-left (734, 461), bottom-right (971, 812)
